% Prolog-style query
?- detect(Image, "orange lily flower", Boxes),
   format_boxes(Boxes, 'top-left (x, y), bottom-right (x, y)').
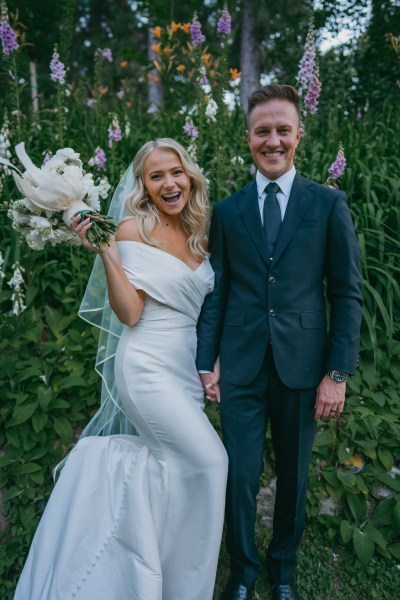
top-left (229, 68), bottom-right (241, 80)
top-left (151, 43), bottom-right (161, 53)
top-left (151, 26), bottom-right (162, 39)
top-left (120, 61), bottom-right (128, 68)
top-left (162, 47), bottom-right (173, 57)
top-left (202, 53), bottom-right (212, 68)
top-left (99, 86), bottom-right (108, 95)
top-left (180, 22), bottom-right (191, 34)
top-left (176, 64), bottom-right (186, 72)
top-left (171, 21), bottom-right (181, 34)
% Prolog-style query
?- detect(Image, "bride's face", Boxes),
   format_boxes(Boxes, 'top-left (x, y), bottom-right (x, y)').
top-left (143, 149), bottom-right (191, 218)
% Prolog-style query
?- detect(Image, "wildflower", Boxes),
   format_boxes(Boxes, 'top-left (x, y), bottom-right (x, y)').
top-left (151, 43), bottom-right (161, 53)
top-left (120, 60), bottom-right (128, 68)
top-left (183, 119), bottom-right (199, 139)
top-left (162, 47), bottom-right (173, 58)
top-left (150, 26), bottom-right (162, 39)
top-left (327, 144), bottom-right (346, 182)
top-left (190, 18), bottom-right (205, 48)
top-left (50, 47), bottom-right (66, 85)
top-left (124, 116), bottom-right (131, 137)
top-left (231, 156), bottom-right (244, 165)
top-left (249, 165), bottom-right (256, 175)
top-left (88, 147), bottom-right (107, 172)
top-left (0, 1), bottom-right (18, 55)
top-left (85, 98), bottom-right (96, 108)
top-left (171, 21), bottom-right (181, 34)
top-left (205, 98), bottom-right (218, 123)
top-left (297, 18), bottom-right (316, 94)
top-left (95, 48), bottom-right (113, 63)
top-left (180, 23), bottom-right (191, 34)
top-left (0, 111), bottom-right (11, 174)
top-left (176, 64), bottom-right (186, 73)
top-left (97, 176), bottom-right (111, 200)
top-left (7, 262), bottom-right (26, 315)
top-left (217, 10), bottom-right (231, 36)
top-left (42, 150), bottom-right (53, 165)
top-left (229, 68), bottom-right (241, 80)
top-left (0, 251), bottom-right (5, 284)
top-left (332, 553), bottom-right (339, 562)
top-left (99, 85), bottom-right (108, 95)
top-left (202, 53), bottom-right (212, 68)
top-left (108, 114), bottom-right (122, 149)
top-left (116, 90), bottom-right (125, 100)
top-left (303, 65), bottom-right (321, 115)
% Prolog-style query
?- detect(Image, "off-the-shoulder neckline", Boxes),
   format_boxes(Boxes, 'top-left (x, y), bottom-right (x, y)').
top-left (116, 240), bottom-right (207, 273)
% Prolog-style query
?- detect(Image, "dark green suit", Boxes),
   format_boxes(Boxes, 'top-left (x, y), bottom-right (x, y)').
top-left (196, 174), bottom-right (362, 586)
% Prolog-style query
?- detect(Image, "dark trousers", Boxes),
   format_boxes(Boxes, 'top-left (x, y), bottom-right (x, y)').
top-left (220, 346), bottom-right (316, 588)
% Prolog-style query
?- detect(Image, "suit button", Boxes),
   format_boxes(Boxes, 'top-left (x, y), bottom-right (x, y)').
top-left (268, 276), bottom-right (276, 284)
top-left (269, 309), bottom-right (276, 316)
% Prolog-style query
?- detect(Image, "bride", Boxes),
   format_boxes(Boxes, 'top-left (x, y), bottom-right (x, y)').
top-left (14, 138), bottom-right (228, 600)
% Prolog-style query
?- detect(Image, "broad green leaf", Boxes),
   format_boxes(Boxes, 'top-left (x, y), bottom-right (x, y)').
top-left (340, 520), bottom-right (353, 544)
top-left (10, 402), bottom-right (38, 426)
top-left (378, 449), bottom-right (394, 471)
top-left (337, 469), bottom-right (356, 488)
top-left (353, 528), bottom-right (374, 564)
top-left (57, 375), bottom-right (88, 390)
top-left (347, 493), bottom-right (366, 522)
top-left (17, 463), bottom-right (42, 475)
top-left (53, 417), bottom-right (73, 445)
top-left (37, 386), bottom-right (53, 410)
top-left (313, 431), bottom-right (334, 447)
top-left (338, 442), bottom-right (352, 464)
top-left (388, 543), bottom-right (400, 559)
top-left (364, 524), bottom-right (387, 549)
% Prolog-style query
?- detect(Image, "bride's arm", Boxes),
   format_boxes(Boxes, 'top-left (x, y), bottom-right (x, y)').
top-left (71, 215), bottom-right (144, 326)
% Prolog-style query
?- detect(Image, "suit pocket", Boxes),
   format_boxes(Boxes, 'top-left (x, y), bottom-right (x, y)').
top-left (301, 311), bottom-right (327, 329)
top-left (223, 309), bottom-right (247, 327)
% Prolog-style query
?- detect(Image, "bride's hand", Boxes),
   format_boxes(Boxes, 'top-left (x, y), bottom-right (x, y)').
top-left (71, 214), bottom-right (116, 255)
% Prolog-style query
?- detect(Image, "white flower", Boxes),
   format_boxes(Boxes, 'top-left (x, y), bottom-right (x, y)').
top-left (54, 147), bottom-right (82, 166)
top-left (97, 177), bottom-right (111, 200)
top-left (7, 262), bottom-right (26, 315)
top-left (231, 156), bottom-right (244, 165)
top-left (29, 215), bottom-right (53, 235)
top-left (25, 229), bottom-right (47, 250)
top-left (201, 83), bottom-right (211, 94)
top-left (205, 98), bottom-right (218, 123)
top-left (0, 251), bottom-right (5, 285)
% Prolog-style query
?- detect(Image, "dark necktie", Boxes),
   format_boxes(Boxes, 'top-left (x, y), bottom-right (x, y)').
top-left (263, 182), bottom-right (281, 257)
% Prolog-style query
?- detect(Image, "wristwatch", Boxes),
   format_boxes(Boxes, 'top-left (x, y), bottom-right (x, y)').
top-left (326, 369), bottom-right (348, 383)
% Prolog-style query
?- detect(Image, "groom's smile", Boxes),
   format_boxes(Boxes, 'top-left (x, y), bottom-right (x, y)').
top-left (246, 98), bottom-right (301, 180)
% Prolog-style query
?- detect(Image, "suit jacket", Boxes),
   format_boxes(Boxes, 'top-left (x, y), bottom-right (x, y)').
top-left (196, 173), bottom-right (363, 389)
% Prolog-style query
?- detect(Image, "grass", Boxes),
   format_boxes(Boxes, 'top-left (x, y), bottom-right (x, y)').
top-left (213, 520), bottom-right (400, 600)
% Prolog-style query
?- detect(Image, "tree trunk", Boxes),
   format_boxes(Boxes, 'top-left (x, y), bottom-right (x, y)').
top-left (147, 28), bottom-right (164, 112)
top-left (240, 0), bottom-right (261, 111)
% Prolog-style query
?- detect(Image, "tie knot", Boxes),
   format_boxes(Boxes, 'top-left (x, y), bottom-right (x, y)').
top-left (265, 182), bottom-right (280, 195)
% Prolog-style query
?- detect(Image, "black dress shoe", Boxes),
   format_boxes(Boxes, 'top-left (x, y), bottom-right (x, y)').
top-left (220, 582), bottom-right (253, 600)
top-left (270, 583), bottom-right (300, 600)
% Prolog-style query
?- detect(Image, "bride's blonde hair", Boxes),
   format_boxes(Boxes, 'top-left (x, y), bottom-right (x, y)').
top-left (123, 138), bottom-right (210, 260)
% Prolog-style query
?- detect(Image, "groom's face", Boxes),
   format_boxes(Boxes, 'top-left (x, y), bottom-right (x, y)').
top-left (246, 99), bottom-right (301, 181)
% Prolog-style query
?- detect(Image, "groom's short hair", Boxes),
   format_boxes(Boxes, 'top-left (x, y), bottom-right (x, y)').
top-left (247, 84), bottom-right (301, 121)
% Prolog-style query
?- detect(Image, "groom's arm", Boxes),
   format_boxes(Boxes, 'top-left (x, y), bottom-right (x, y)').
top-left (196, 205), bottom-right (230, 372)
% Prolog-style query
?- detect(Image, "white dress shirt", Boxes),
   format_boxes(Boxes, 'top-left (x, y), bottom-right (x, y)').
top-left (257, 165), bottom-right (296, 224)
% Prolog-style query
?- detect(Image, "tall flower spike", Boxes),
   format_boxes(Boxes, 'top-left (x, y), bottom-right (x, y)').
top-left (190, 18), bottom-right (206, 48)
top-left (50, 47), bottom-right (66, 85)
top-left (0, 1), bottom-right (18, 56)
top-left (327, 144), bottom-right (346, 183)
top-left (217, 10), bottom-right (231, 36)
top-left (304, 64), bottom-right (321, 115)
top-left (297, 17), bottom-right (316, 94)
top-left (7, 261), bottom-right (26, 316)
top-left (108, 115), bottom-right (122, 149)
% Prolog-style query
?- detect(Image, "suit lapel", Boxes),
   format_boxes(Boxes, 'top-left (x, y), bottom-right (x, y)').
top-left (272, 174), bottom-right (314, 265)
top-left (238, 180), bottom-right (269, 266)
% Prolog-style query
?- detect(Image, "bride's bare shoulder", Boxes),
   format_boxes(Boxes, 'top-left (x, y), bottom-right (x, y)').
top-left (116, 218), bottom-right (143, 242)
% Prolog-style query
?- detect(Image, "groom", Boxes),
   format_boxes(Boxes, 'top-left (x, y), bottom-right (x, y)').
top-left (197, 84), bottom-right (362, 600)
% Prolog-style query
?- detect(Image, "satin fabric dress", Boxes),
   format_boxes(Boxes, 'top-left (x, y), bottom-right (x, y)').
top-left (14, 241), bottom-right (228, 600)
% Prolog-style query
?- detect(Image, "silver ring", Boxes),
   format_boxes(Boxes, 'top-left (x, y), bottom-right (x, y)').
top-left (330, 408), bottom-right (337, 413)
top-left (205, 383), bottom-right (212, 389)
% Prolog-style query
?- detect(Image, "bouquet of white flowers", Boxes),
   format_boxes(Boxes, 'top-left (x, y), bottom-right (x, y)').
top-left (0, 143), bottom-right (116, 250)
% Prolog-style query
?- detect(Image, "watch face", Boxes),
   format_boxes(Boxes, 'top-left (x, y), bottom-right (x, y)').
top-left (329, 370), bottom-right (347, 383)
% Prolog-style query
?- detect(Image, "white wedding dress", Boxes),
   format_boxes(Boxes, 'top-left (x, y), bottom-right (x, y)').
top-left (14, 241), bottom-right (228, 600)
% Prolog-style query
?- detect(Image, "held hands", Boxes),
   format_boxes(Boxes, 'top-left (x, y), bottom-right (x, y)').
top-left (71, 214), bottom-right (116, 255)
top-left (314, 374), bottom-right (346, 421)
top-left (200, 357), bottom-right (221, 403)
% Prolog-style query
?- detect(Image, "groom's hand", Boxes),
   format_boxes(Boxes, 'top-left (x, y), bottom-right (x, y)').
top-left (200, 372), bottom-right (220, 403)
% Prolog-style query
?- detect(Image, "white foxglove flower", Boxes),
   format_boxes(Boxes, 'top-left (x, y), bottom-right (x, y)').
top-left (205, 98), bottom-right (218, 123)
top-left (7, 262), bottom-right (26, 315)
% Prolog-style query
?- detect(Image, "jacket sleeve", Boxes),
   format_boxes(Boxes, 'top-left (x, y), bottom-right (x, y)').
top-left (196, 205), bottom-right (230, 371)
top-left (325, 192), bottom-right (363, 374)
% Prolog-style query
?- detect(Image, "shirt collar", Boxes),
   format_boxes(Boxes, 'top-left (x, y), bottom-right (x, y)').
top-left (256, 165), bottom-right (296, 198)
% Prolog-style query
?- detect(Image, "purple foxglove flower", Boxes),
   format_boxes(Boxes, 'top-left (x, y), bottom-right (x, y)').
top-left (217, 10), bottom-right (231, 36)
top-left (89, 147), bottom-right (107, 171)
top-left (183, 121), bottom-right (199, 139)
top-left (108, 115), bottom-right (122, 148)
top-left (190, 19), bottom-right (205, 48)
top-left (50, 49), bottom-right (66, 85)
top-left (116, 90), bottom-right (125, 100)
top-left (199, 75), bottom-right (209, 87)
top-left (297, 19), bottom-right (316, 94)
top-left (303, 67), bottom-right (321, 115)
top-left (328, 145), bottom-right (346, 181)
top-left (96, 47), bottom-right (113, 63)
top-left (0, 3), bottom-right (18, 55)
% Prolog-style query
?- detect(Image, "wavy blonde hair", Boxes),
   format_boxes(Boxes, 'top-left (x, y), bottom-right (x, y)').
top-left (123, 138), bottom-right (210, 260)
